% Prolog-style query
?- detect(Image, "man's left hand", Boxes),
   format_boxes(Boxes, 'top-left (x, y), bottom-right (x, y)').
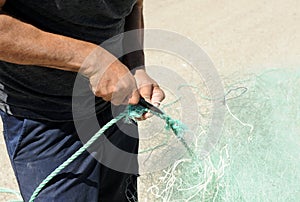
top-left (133, 69), bottom-right (165, 120)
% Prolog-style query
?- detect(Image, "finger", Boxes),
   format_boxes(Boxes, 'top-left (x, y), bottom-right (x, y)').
top-left (143, 112), bottom-right (153, 119)
top-left (138, 83), bottom-right (153, 102)
top-left (140, 84), bottom-right (164, 120)
top-left (111, 85), bottom-right (129, 105)
top-left (136, 116), bottom-right (146, 121)
top-left (102, 93), bottom-right (112, 102)
top-left (128, 89), bottom-right (140, 105)
top-left (91, 80), bottom-right (113, 102)
top-left (136, 110), bottom-right (152, 121)
top-left (142, 86), bottom-right (164, 120)
top-left (139, 84), bottom-right (155, 119)
top-left (111, 74), bottom-right (138, 105)
top-left (150, 85), bottom-right (165, 107)
top-left (111, 95), bottom-right (124, 105)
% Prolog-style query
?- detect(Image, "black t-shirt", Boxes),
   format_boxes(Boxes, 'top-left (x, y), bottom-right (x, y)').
top-left (0, 0), bottom-right (137, 121)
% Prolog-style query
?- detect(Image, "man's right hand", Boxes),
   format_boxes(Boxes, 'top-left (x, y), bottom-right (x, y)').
top-left (80, 48), bottom-right (140, 106)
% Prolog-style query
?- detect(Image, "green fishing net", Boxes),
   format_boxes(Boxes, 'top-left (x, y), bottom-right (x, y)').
top-left (139, 68), bottom-right (300, 201)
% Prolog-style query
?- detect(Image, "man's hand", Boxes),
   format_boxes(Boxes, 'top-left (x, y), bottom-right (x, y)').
top-left (80, 47), bottom-right (140, 106)
top-left (134, 69), bottom-right (165, 120)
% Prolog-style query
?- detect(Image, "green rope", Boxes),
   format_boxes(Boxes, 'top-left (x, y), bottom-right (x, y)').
top-left (29, 104), bottom-right (187, 202)
top-left (29, 111), bottom-right (125, 202)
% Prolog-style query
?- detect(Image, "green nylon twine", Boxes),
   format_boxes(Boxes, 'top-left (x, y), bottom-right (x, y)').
top-left (0, 188), bottom-right (22, 202)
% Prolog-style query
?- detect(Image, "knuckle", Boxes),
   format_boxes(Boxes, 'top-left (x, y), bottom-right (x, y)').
top-left (94, 90), bottom-right (103, 97)
top-left (93, 88), bottom-right (109, 99)
top-left (102, 97), bottom-right (110, 101)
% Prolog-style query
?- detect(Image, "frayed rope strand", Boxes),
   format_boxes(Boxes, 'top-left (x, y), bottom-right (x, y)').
top-left (148, 108), bottom-right (197, 160)
top-left (29, 104), bottom-right (188, 202)
top-left (128, 105), bottom-right (197, 159)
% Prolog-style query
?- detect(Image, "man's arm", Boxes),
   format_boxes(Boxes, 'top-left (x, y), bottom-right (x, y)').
top-left (0, 1), bottom-right (140, 105)
top-left (0, 0), bottom-right (5, 9)
top-left (124, 0), bottom-right (165, 119)
top-left (123, 0), bottom-right (144, 71)
top-left (0, 0), bottom-right (95, 72)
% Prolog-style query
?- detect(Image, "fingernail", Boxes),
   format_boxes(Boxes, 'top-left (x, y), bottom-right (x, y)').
top-left (144, 97), bottom-right (151, 102)
top-left (145, 113), bottom-right (153, 119)
top-left (153, 101), bottom-right (160, 107)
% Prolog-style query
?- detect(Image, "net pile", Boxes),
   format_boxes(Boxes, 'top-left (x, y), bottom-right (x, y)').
top-left (141, 68), bottom-right (300, 201)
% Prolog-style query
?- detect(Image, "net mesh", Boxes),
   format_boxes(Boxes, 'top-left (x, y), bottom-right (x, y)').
top-left (138, 68), bottom-right (300, 201)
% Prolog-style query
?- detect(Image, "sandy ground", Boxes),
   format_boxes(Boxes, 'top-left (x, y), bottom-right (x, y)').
top-left (0, 0), bottom-right (299, 201)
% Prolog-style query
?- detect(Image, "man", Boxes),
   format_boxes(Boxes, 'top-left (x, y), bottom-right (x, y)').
top-left (0, 0), bottom-right (165, 201)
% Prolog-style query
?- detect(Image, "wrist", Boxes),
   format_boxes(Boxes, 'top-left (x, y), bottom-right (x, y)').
top-left (134, 68), bottom-right (146, 75)
top-left (76, 45), bottom-right (122, 78)
top-left (122, 50), bottom-right (145, 72)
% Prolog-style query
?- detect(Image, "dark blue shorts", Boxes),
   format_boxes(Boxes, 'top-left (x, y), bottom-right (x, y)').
top-left (0, 108), bottom-right (139, 202)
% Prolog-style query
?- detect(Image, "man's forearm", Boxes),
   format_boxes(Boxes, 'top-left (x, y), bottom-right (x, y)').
top-left (0, 14), bottom-right (97, 72)
top-left (124, 0), bottom-right (144, 45)
top-left (123, 0), bottom-right (145, 71)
